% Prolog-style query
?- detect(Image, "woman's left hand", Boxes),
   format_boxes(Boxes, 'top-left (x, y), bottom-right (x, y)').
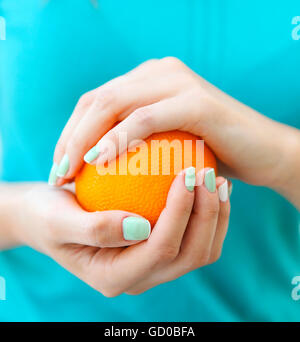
top-left (49, 171), bottom-right (230, 296)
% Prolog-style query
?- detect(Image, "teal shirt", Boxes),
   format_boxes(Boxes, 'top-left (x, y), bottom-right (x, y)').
top-left (0, 0), bottom-right (300, 321)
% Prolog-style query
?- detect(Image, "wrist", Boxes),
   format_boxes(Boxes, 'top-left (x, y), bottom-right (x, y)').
top-left (7, 186), bottom-right (30, 247)
top-left (271, 126), bottom-right (300, 207)
top-left (9, 188), bottom-right (28, 247)
top-left (0, 183), bottom-right (36, 249)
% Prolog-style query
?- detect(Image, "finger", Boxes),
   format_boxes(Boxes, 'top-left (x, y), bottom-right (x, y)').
top-left (130, 176), bottom-right (230, 296)
top-left (54, 69), bottom-right (176, 183)
top-left (50, 90), bottom-right (96, 187)
top-left (53, 168), bottom-right (196, 297)
top-left (51, 189), bottom-right (151, 248)
top-left (174, 168), bottom-right (220, 268)
top-left (90, 96), bottom-right (188, 167)
top-left (144, 167), bottom-right (196, 264)
top-left (208, 178), bottom-right (231, 262)
top-left (53, 85), bottom-right (124, 184)
top-left (94, 168), bottom-right (195, 291)
top-left (125, 168), bottom-right (220, 293)
top-left (52, 73), bottom-right (131, 184)
top-left (53, 90), bottom-right (96, 167)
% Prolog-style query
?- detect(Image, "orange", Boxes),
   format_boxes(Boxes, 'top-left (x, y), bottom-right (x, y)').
top-left (75, 130), bottom-right (217, 226)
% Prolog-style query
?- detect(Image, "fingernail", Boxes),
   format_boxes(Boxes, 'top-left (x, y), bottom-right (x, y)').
top-left (229, 182), bottom-right (233, 196)
top-left (122, 217), bottom-right (151, 241)
top-left (56, 154), bottom-right (70, 178)
top-left (204, 168), bottom-right (216, 193)
top-left (48, 163), bottom-right (58, 186)
top-left (84, 146), bottom-right (100, 164)
top-left (185, 167), bottom-right (196, 191)
top-left (218, 180), bottom-right (228, 202)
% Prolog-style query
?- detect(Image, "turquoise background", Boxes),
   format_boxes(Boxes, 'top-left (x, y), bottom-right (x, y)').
top-left (0, 0), bottom-right (299, 321)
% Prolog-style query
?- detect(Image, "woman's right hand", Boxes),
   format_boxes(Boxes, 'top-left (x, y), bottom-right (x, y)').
top-left (52, 57), bottom-right (300, 208)
top-left (12, 168), bottom-right (230, 297)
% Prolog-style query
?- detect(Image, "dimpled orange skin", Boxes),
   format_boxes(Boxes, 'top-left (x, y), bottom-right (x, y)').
top-left (75, 130), bottom-right (217, 227)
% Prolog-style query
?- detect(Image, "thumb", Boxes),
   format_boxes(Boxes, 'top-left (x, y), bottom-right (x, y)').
top-left (56, 193), bottom-right (151, 247)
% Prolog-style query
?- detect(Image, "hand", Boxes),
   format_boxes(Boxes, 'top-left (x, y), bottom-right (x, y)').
top-left (15, 183), bottom-right (148, 254)
top-left (52, 57), bottom-right (300, 198)
top-left (14, 170), bottom-right (230, 296)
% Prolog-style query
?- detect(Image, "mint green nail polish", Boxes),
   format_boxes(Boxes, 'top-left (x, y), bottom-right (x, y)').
top-left (185, 167), bottom-right (196, 191)
top-left (204, 168), bottom-right (216, 193)
top-left (229, 182), bottom-right (233, 196)
top-left (57, 154), bottom-right (70, 178)
top-left (123, 217), bottom-right (151, 241)
top-left (48, 163), bottom-right (58, 186)
top-left (84, 146), bottom-right (100, 164)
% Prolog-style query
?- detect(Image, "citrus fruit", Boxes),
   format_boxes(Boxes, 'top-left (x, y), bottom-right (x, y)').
top-left (75, 130), bottom-right (217, 226)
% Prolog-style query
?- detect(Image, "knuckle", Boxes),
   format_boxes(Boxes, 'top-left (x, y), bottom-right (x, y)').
top-left (197, 250), bottom-right (211, 267)
top-left (154, 244), bottom-right (179, 264)
top-left (86, 216), bottom-right (109, 247)
top-left (179, 200), bottom-right (193, 217)
top-left (68, 134), bottom-right (82, 152)
top-left (167, 201), bottom-right (192, 220)
top-left (91, 279), bottom-right (122, 298)
top-left (126, 288), bottom-right (146, 296)
top-left (54, 140), bottom-right (65, 160)
top-left (77, 91), bottom-right (94, 109)
top-left (68, 127), bottom-right (92, 152)
top-left (161, 56), bottom-right (183, 68)
top-left (179, 259), bottom-right (196, 273)
top-left (106, 129), bottom-right (119, 146)
top-left (203, 201), bottom-right (220, 220)
top-left (142, 58), bottom-right (159, 68)
top-left (100, 287), bottom-right (122, 298)
top-left (209, 251), bottom-right (221, 264)
top-left (94, 88), bottom-right (116, 112)
top-left (133, 107), bottom-right (154, 129)
top-left (182, 249), bottom-right (211, 271)
top-left (89, 271), bottom-right (123, 297)
top-left (201, 93), bottom-right (216, 112)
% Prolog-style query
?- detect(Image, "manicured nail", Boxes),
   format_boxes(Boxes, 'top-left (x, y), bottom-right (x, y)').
top-left (84, 146), bottom-right (100, 164)
top-left (229, 182), bottom-right (233, 196)
top-left (185, 167), bottom-right (196, 191)
top-left (218, 180), bottom-right (228, 202)
top-left (48, 163), bottom-right (58, 186)
top-left (122, 217), bottom-right (151, 241)
top-left (204, 168), bottom-right (216, 193)
top-left (56, 154), bottom-right (70, 178)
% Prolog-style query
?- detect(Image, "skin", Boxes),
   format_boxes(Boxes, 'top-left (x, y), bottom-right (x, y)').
top-left (54, 57), bottom-right (300, 209)
top-left (0, 172), bottom-right (230, 297)
top-left (1, 57), bottom-right (299, 297)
